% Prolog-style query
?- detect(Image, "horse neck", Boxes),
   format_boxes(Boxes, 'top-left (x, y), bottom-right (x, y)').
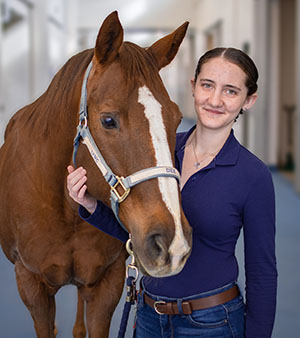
top-left (30, 51), bottom-right (93, 161)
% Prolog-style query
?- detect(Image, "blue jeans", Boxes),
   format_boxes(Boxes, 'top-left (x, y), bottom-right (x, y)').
top-left (134, 282), bottom-right (245, 338)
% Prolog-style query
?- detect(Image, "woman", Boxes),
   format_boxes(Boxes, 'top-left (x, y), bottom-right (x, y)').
top-left (67, 47), bottom-right (277, 337)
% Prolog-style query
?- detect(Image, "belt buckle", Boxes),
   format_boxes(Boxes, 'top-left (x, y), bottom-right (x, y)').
top-left (154, 300), bottom-right (166, 315)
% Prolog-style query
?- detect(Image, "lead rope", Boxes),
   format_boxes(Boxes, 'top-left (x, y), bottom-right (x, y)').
top-left (118, 237), bottom-right (139, 338)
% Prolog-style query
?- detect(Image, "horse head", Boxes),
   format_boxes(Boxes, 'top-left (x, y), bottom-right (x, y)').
top-left (75, 11), bottom-right (192, 278)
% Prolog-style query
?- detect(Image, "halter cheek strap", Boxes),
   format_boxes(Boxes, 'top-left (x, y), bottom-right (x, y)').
top-left (72, 61), bottom-right (181, 231)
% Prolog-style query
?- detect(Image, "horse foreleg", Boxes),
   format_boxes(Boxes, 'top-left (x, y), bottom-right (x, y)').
top-left (80, 256), bottom-right (126, 338)
top-left (72, 289), bottom-right (86, 338)
top-left (15, 260), bottom-right (58, 338)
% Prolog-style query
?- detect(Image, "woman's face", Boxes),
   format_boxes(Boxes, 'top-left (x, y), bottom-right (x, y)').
top-left (191, 57), bottom-right (257, 131)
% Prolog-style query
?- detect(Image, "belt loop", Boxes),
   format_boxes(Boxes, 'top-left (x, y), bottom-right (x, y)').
top-left (139, 280), bottom-right (146, 307)
top-left (140, 289), bottom-right (146, 307)
top-left (177, 299), bottom-right (184, 316)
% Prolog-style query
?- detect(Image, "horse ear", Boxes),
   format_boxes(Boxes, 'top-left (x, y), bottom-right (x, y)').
top-left (148, 22), bottom-right (189, 70)
top-left (94, 11), bottom-right (124, 65)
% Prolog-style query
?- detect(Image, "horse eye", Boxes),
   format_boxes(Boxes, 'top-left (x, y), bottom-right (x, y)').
top-left (100, 116), bottom-right (118, 129)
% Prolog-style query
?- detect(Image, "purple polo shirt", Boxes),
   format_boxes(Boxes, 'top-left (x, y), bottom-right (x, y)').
top-left (79, 127), bottom-right (277, 337)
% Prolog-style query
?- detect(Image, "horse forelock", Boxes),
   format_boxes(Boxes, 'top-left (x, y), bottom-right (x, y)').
top-left (119, 42), bottom-right (163, 89)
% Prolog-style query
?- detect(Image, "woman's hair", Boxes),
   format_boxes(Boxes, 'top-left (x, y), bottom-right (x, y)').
top-left (194, 47), bottom-right (258, 96)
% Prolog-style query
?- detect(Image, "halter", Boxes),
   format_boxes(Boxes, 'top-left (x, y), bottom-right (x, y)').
top-left (72, 61), bottom-right (181, 231)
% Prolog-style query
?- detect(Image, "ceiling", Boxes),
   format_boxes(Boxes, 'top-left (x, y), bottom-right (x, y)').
top-left (77, 0), bottom-right (198, 30)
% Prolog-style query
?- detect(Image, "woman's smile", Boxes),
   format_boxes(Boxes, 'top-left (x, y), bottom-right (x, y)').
top-left (203, 107), bottom-right (225, 115)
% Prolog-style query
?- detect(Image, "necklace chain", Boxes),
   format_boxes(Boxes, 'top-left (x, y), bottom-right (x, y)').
top-left (192, 133), bottom-right (217, 169)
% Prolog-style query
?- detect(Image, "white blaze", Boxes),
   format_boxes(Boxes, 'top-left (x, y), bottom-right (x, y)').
top-left (138, 85), bottom-right (189, 272)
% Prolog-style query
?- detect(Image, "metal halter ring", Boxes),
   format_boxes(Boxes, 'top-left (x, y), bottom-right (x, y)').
top-left (78, 116), bottom-right (87, 128)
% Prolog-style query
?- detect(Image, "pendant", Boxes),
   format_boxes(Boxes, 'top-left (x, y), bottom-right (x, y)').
top-left (194, 162), bottom-right (200, 169)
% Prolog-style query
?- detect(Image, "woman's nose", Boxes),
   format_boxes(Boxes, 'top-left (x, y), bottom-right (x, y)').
top-left (208, 90), bottom-right (222, 107)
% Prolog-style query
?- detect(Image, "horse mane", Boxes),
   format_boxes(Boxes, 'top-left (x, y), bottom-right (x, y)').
top-left (5, 50), bottom-right (93, 140)
top-left (5, 41), bottom-right (161, 141)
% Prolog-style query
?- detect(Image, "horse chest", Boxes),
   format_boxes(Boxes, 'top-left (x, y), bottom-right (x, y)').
top-left (18, 229), bottom-right (123, 287)
top-left (70, 232), bottom-right (124, 285)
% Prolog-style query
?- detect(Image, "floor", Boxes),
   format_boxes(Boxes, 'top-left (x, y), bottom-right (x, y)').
top-left (0, 120), bottom-right (299, 337)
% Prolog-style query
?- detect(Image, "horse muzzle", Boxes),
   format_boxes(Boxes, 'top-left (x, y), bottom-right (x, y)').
top-left (131, 221), bottom-right (192, 278)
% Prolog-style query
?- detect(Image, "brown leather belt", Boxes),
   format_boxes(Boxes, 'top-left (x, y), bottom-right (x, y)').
top-left (143, 285), bottom-right (239, 315)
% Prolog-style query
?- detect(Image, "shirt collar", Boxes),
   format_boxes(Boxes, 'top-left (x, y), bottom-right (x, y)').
top-left (175, 126), bottom-right (240, 168)
top-left (214, 129), bottom-right (240, 166)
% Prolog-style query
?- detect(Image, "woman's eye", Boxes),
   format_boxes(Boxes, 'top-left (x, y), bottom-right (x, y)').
top-left (225, 88), bottom-right (237, 96)
top-left (100, 116), bottom-right (118, 129)
top-left (202, 83), bottom-right (212, 89)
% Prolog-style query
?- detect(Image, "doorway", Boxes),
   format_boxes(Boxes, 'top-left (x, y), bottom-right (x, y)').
top-left (278, 0), bottom-right (297, 174)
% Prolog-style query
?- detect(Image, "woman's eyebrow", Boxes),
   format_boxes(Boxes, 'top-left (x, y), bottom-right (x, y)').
top-left (224, 84), bottom-right (242, 91)
top-left (199, 78), bottom-right (242, 91)
top-left (199, 78), bottom-right (214, 83)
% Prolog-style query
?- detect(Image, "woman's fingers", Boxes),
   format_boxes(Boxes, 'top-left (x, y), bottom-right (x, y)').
top-left (67, 166), bottom-right (88, 201)
top-left (67, 165), bottom-right (74, 174)
top-left (66, 166), bottom-right (97, 213)
top-left (68, 167), bottom-right (85, 183)
top-left (78, 184), bottom-right (87, 200)
top-left (67, 167), bottom-right (85, 188)
top-left (71, 176), bottom-right (87, 197)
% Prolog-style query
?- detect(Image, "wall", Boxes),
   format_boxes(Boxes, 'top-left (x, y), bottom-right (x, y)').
top-left (0, 0), bottom-right (68, 145)
top-left (296, 0), bottom-right (300, 192)
top-left (278, 0), bottom-right (297, 170)
top-left (195, 0), bottom-right (254, 47)
top-left (267, 0), bottom-right (280, 167)
top-left (29, 0), bottom-right (67, 99)
top-left (0, 0), bottom-right (32, 143)
top-left (0, 2), bottom-right (3, 119)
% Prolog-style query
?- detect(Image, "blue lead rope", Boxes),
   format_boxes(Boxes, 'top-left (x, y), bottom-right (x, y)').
top-left (118, 238), bottom-right (139, 338)
top-left (117, 275), bottom-right (137, 338)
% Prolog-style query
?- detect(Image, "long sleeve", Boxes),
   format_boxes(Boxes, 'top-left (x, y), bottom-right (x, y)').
top-left (79, 200), bottom-right (129, 243)
top-left (243, 167), bottom-right (277, 337)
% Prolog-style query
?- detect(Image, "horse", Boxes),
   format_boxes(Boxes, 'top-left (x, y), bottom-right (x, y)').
top-left (0, 11), bottom-right (192, 338)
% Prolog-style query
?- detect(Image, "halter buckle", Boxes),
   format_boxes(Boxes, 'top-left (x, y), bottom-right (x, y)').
top-left (111, 176), bottom-right (131, 203)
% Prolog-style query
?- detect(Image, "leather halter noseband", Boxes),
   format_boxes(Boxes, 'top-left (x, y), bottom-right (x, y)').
top-left (72, 61), bottom-right (181, 231)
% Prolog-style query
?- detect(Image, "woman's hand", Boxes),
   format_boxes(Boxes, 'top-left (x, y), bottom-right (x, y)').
top-left (67, 165), bottom-right (97, 214)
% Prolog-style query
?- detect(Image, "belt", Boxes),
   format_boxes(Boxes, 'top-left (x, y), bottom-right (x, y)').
top-left (143, 285), bottom-right (239, 315)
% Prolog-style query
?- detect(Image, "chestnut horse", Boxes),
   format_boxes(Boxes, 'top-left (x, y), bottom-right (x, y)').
top-left (0, 11), bottom-right (192, 338)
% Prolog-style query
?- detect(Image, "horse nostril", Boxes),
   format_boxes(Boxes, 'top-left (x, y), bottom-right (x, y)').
top-left (146, 233), bottom-right (170, 261)
top-left (180, 249), bottom-right (191, 265)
